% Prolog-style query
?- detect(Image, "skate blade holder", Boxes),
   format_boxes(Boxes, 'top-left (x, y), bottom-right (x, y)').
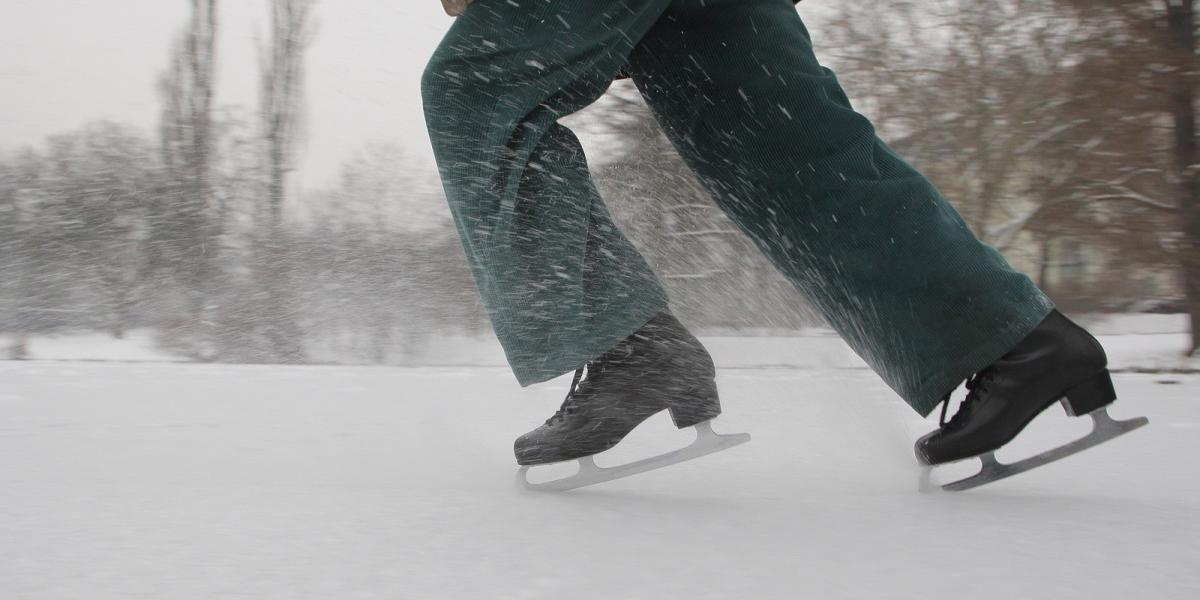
top-left (516, 420), bottom-right (751, 492)
top-left (919, 407), bottom-right (1149, 493)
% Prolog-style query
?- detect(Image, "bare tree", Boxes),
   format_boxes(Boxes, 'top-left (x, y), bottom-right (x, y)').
top-left (0, 154), bottom-right (34, 358)
top-left (257, 0), bottom-right (316, 362)
top-left (821, 0), bottom-right (1102, 250)
top-left (1051, 0), bottom-right (1198, 350)
top-left (261, 0), bottom-right (314, 227)
top-left (48, 123), bottom-right (156, 339)
top-left (1162, 0), bottom-right (1200, 355)
top-left (158, 0), bottom-right (220, 358)
top-left (815, 0), bottom-right (1196, 319)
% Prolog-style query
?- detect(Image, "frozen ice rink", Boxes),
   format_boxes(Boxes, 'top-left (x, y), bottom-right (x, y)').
top-left (1, 361), bottom-right (1196, 599)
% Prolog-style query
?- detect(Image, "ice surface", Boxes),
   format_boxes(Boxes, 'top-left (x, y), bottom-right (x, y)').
top-left (0, 361), bottom-right (1195, 599)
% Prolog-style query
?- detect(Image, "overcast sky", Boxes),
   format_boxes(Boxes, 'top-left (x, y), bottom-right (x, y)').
top-left (0, 0), bottom-right (453, 190)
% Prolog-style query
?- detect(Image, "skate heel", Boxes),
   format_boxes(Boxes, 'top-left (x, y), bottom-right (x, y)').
top-left (666, 380), bottom-right (722, 429)
top-left (1060, 370), bottom-right (1118, 416)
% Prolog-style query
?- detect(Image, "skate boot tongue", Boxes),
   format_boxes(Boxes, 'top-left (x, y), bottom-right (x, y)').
top-left (545, 362), bottom-right (606, 425)
top-left (542, 337), bottom-right (647, 427)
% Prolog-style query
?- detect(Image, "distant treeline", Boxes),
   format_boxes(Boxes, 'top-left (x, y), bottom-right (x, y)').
top-left (2, 0), bottom-right (1197, 361)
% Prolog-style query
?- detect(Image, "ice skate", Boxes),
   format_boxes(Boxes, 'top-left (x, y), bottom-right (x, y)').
top-left (916, 310), bottom-right (1148, 492)
top-left (515, 312), bottom-right (750, 492)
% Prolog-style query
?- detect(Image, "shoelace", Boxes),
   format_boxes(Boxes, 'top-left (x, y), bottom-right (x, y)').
top-left (545, 361), bottom-right (605, 425)
top-left (938, 368), bottom-right (997, 430)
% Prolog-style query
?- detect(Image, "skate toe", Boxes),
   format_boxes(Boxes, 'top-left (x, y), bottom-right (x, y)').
top-left (513, 430), bottom-right (545, 466)
top-left (913, 430), bottom-right (942, 465)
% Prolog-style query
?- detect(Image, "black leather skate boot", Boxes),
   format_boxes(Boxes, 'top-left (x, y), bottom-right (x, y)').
top-left (915, 309), bottom-right (1117, 466)
top-left (514, 312), bottom-right (722, 466)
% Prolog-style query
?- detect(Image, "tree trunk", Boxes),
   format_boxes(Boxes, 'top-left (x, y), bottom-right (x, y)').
top-left (1164, 0), bottom-right (1200, 356)
top-left (159, 0), bottom-right (219, 360)
top-left (258, 0), bottom-right (314, 363)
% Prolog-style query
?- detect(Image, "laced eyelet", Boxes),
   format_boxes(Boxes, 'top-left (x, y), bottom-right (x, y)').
top-left (939, 367), bottom-right (997, 430)
top-left (546, 363), bottom-right (600, 425)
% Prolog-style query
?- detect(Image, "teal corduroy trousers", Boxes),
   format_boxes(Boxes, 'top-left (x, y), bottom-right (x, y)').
top-left (420, 0), bottom-right (1055, 416)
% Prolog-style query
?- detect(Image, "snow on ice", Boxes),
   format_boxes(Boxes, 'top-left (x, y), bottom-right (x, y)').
top-left (1, 357), bottom-right (1196, 599)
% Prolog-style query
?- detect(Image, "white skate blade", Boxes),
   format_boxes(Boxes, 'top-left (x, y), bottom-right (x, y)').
top-left (920, 407), bottom-right (1149, 493)
top-left (516, 420), bottom-right (751, 492)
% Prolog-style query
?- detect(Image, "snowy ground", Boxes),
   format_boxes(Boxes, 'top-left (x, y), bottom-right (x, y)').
top-left (1, 361), bottom-right (1196, 599)
top-left (4, 313), bottom-right (1198, 372)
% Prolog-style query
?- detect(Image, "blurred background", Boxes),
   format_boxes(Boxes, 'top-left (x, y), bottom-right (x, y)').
top-left (1, 0), bottom-right (1196, 366)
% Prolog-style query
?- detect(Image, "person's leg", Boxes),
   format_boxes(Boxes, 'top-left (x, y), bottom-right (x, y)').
top-left (424, 2), bottom-right (743, 480)
top-left (421, 0), bottom-right (675, 385)
top-left (625, 0), bottom-right (1055, 416)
